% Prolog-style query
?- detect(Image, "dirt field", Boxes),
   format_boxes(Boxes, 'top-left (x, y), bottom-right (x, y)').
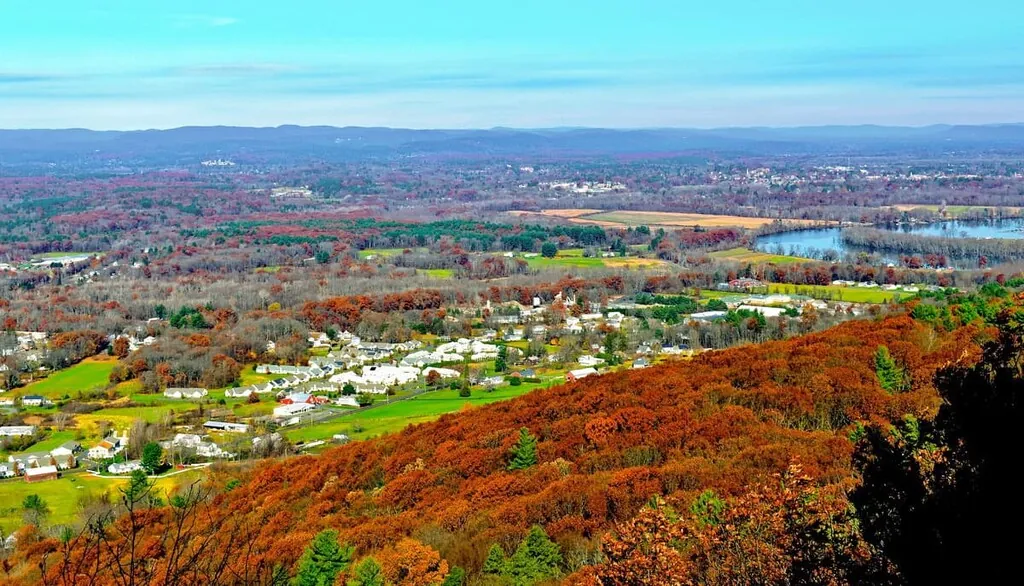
top-left (511, 209), bottom-right (824, 230)
top-left (510, 209), bottom-right (603, 219)
top-left (709, 247), bottom-right (809, 264)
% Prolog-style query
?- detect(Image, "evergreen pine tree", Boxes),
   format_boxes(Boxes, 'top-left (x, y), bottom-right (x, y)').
top-left (507, 427), bottom-right (538, 470)
top-left (347, 557), bottom-right (384, 586)
top-left (122, 469), bottom-right (152, 505)
top-left (441, 566), bottom-right (465, 586)
top-left (875, 345), bottom-right (906, 392)
top-left (482, 544), bottom-right (507, 575)
top-left (293, 529), bottom-right (353, 586)
top-left (495, 345), bottom-right (508, 373)
top-left (141, 441), bottom-right (163, 474)
top-left (506, 525), bottom-right (562, 583)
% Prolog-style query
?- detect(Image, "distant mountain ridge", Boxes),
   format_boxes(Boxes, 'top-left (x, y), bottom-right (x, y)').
top-left (1, 123), bottom-right (1023, 165)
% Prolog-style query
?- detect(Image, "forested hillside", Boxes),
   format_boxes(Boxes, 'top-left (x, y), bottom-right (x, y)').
top-left (1, 311), bottom-right (1002, 584)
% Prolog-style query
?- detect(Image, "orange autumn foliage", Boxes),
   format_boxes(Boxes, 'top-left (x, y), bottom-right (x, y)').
top-left (9, 316), bottom-right (983, 585)
top-left (376, 539), bottom-right (449, 586)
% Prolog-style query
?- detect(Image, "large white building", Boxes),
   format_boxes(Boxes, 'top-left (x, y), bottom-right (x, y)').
top-left (273, 402), bottom-right (319, 419)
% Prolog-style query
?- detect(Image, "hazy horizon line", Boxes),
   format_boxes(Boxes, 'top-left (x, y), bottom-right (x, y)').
top-left (3, 121), bottom-right (1023, 133)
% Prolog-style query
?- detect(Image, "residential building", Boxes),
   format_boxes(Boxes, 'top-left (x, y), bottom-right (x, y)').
top-left (88, 436), bottom-right (124, 460)
top-left (273, 402), bottom-right (318, 420)
top-left (8, 452), bottom-right (52, 472)
top-left (108, 461), bottom-right (143, 474)
top-left (24, 465), bottom-right (59, 483)
top-left (203, 421), bottom-right (249, 433)
top-left (0, 425), bottom-right (35, 437)
top-left (689, 311), bottom-right (727, 321)
top-left (163, 388), bottom-right (208, 400)
top-left (566, 368), bottom-right (598, 382)
top-left (20, 395), bottom-right (50, 407)
top-left (50, 440), bottom-right (81, 458)
top-left (737, 305), bottom-right (788, 318)
top-left (423, 367), bottom-right (460, 379)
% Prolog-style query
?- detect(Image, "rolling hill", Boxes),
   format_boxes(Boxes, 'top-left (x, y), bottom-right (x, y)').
top-left (4, 314), bottom-right (985, 585)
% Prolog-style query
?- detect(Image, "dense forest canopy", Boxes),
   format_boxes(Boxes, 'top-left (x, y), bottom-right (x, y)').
top-left (8, 301), bottom-right (1014, 584)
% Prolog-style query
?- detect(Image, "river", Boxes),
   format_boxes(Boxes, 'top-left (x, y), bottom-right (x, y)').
top-left (754, 219), bottom-right (1024, 266)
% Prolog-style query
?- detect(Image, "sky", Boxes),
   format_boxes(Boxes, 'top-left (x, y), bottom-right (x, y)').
top-left (1, 0), bottom-right (1023, 129)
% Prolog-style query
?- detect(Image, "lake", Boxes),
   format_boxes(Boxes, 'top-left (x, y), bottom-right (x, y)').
top-left (755, 219), bottom-right (1024, 266)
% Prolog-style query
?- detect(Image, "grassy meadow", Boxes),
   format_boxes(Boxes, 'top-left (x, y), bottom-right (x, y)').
top-left (285, 379), bottom-right (554, 444)
top-left (16, 357), bottom-right (117, 399)
top-left (709, 247), bottom-right (810, 264)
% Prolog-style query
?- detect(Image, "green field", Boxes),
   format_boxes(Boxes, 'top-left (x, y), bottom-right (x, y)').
top-left (237, 370), bottom-right (280, 387)
top-left (35, 251), bottom-right (101, 260)
top-left (709, 247), bottom-right (809, 264)
top-left (696, 289), bottom-right (745, 300)
top-left (86, 404), bottom-right (184, 423)
top-left (888, 204), bottom-right (1023, 217)
top-left (525, 255), bottom-right (609, 269)
top-left (20, 431), bottom-right (77, 454)
top-left (285, 380), bottom-right (553, 443)
top-left (766, 284), bottom-right (911, 304)
top-left (358, 247), bottom-right (428, 260)
top-left (0, 470), bottom-right (203, 533)
top-left (17, 358), bottom-right (117, 399)
top-left (525, 250), bottom-right (670, 271)
top-left (420, 268), bottom-right (455, 278)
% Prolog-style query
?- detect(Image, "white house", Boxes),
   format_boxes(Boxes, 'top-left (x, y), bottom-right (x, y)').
top-left (0, 425), bottom-right (36, 437)
top-left (203, 421), bottom-right (249, 433)
top-left (606, 312), bottom-right (625, 327)
top-left (163, 388), bottom-right (208, 400)
top-left (225, 386), bottom-right (253, 398)
top-left (737, 305), bottom-right (788, 318)
top-left (162, 434), bottom-right (232, 459)
top-left (567, 368), bottom-right (598, 382)
top-left (20, 395), bottom-right (50, 407)
top-left (108, 460), bottom-right (143, 475)
top-left (423, 367), bottom-right (460, 379)
top-left (361, 365), bottom-right (420, 387)
top-left (689, 311), bottom-right (727, 321)
top-left (273, 402), bottom-right (318, 420)
top-left (49, 441), bottom-right (81, 465)
top-left (435, 338), bottom-right (500, 359)
top-left (88, 436), bottom-right (125, 460)
top-left (578, 355), bottom-right (605, 368)
top-left (308, 332), bottom-right (332, 348)
top-left (401, 350), bottom-right (462, 367)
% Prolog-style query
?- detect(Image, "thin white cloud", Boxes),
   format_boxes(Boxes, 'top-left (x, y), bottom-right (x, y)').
top-left (171, 15), bottom-right (239, 29)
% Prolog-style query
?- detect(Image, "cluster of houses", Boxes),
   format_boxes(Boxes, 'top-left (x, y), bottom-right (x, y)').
top-left (111, 331), bottom-right (158, 353)
top-left (161, 433), bottom-right (233, 459)
top-left (0, 331), bottom-right (49, 385)
top-left (2, 440), bottom-right (81, 480)
top-left (400, 338), bottom-right (502, 366)
top-left (226, 363), bottom-right (340, 399)
top-left (163, 387), bottom-right (209, 400)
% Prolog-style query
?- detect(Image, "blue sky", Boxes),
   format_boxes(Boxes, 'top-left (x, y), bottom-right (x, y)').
top-left (1, 0), bottom-right (1022, 129)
